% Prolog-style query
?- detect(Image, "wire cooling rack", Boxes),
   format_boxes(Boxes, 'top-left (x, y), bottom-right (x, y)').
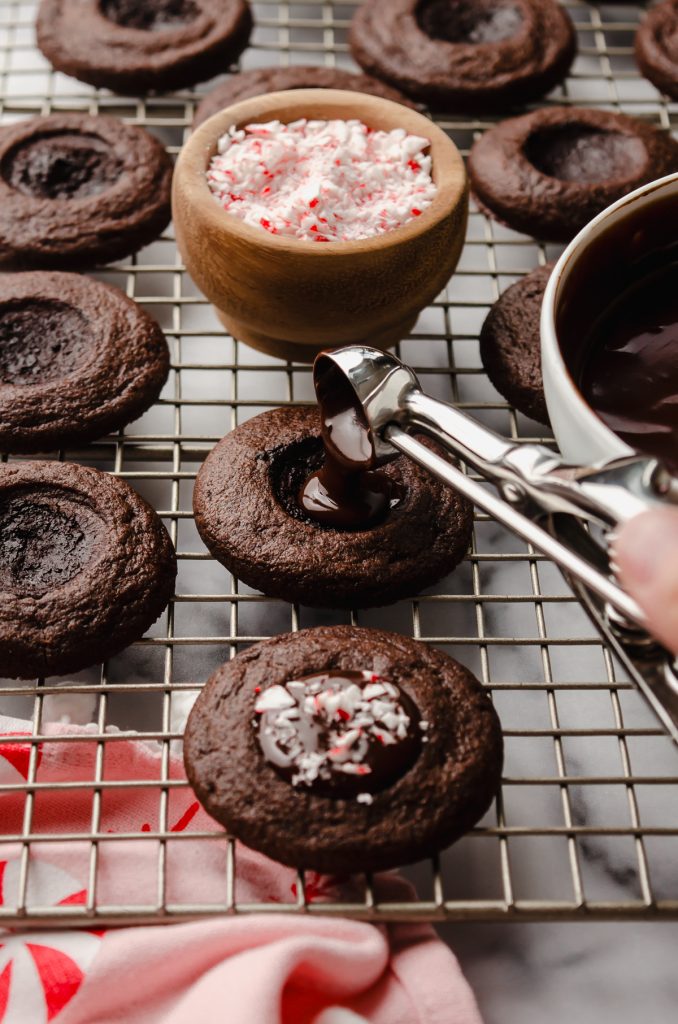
top-left (0, 0), bottom-right (677, 928)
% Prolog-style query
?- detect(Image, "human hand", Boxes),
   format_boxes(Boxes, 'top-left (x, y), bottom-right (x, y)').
top-left (614, 509), bottom-right (678, 655)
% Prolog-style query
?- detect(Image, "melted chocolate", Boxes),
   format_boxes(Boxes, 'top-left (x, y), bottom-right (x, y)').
top-left (299, 459), bottom-right (398, 530)
top-left (557, 182), bottom-right (678, 471)
top-left (580, 261), bottom-right (678, 473)
top-left (255, 670), bottom-right (423, 798)
top-left (299, 357), bottom-right (400, 530)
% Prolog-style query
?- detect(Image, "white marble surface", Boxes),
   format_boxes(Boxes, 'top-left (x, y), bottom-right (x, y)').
top-left (440, 922), bottom-right (678, 1024)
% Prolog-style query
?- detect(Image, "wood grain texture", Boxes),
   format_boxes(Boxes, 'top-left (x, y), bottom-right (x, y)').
top-left (172, 88), bottom-right (468, 361)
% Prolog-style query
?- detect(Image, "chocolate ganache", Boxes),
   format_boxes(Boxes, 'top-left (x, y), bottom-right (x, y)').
top-left (580, 260), bottom-right (678, 473)
top-left (299, 355), bottom-right (401, 529)
top-left (254, 670), bottom-right (425, 799)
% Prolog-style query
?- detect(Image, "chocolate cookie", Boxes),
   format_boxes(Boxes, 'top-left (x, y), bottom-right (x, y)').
top-left (193, 65), bottom-right (416, 128)
top-left (0, 113), bottom-right (173, 269)
top-left (349, 0), bottom-right (576, 110)
top-left (0, 272), bottom-right (169, 454)
top-left (635, 0), bottom-right (678, 100)
top-left (468, 106), bottom-right (678, 241)
top-left (37, 0), bottom-right (253, 95)
top-left (480, 263), bottom-right (553, 426)
top-left (0, 460), bottom-right (176, 679)
top-left (184, 626), bottom-right (503, 873)
top-left (193, 407), bottom-right (473, 608)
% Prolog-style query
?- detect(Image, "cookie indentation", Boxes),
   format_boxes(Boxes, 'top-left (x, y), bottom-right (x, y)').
top-left (101, 0), bottom-right (199, 30)
top-left (0, 488), bottom-right (99, 595)
top-left (0, 300), bottom-right (92, 386)
top-left (524, 124), bottom-right (647, 183)
top-left (417, 0), bottom-right (524, 44)
top-left (3, 132), bottom-right (122, 200)
top-left (267, 438), bottom-right (401, 532)
top-left (268, 437), bottom-right (325, 526)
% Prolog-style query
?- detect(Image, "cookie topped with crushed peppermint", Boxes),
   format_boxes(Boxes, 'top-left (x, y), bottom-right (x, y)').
top-left (254, 669), bottom-right (426, 801)
top-left (184, 625), bottom-right (503, 875)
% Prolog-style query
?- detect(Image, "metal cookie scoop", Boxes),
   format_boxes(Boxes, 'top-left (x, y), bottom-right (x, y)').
top-left (315, 345), bottom-right (678, 744)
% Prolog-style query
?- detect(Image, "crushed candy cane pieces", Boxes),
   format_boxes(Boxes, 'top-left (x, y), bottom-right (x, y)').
top-left (254, 669), bottom-right (427, 798)
top-left (207, 118), bottom-right (437, 242)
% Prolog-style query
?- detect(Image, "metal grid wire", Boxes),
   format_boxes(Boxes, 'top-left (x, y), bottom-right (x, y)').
top-left (0, 0), bottom-right (677, 927)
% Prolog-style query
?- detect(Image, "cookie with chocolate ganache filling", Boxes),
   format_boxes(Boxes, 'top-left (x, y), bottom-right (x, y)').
top-left (193, 407), bottom-right (473, 608)
top-left (0, 460), bottom-right (176, 679)
top-left (636, 0), bottom-right (678, 100)
top-left (0, 113), bottom-right (173, 269)
top-left (349, 0), bottom-right (576, 111)
top-left (480, 263), bottom-right (553, 427)
top-left (37, 0), bottom-right (253, 95)
top-left (184, 626), bottom-right (503, 873)
top-left (193, 65), bottom-right (416, 128)
top-left (0, 272), bottom-right (169, 453)
top-left (468, 106), bottom-right (678, 242)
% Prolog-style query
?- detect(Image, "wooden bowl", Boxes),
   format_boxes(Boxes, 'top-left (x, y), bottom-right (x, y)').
top-left (172, 89), bottom-right (468, 362)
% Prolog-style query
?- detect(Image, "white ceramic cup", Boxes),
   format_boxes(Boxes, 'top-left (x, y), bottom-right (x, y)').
top-left (541, 171), bottom-right (678, 465)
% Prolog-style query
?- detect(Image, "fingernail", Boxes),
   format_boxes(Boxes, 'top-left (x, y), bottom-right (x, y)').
top-left (614, 509), bottom-right (678, 586)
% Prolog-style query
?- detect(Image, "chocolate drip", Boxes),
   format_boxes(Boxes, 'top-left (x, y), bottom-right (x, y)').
top-left (298, 456), bottom-right (396, 530)
top-left (299, 357), bottom-right (399, 529)
top-left (580, 261), bottom-right (678, 473)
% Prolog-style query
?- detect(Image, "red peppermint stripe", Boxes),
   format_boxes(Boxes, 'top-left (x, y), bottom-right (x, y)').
top-left (171, 802), bottom-right (200, 833)
top-left (0, 960), bottom-right (11, 1021)
top-left (0, 734), bottom-right (42, 780)
top-left (290, 873), bottom-right (348, 903)
top-left (139, 802), bottom-right (200, 836)
top-left (57, 890), bottom-right (87, 907)
top-left (26, 945), bottom-right (84, 1022)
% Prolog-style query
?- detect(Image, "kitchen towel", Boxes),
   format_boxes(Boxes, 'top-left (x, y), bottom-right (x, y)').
top-left (0, 715), bottom-right (482, 1024)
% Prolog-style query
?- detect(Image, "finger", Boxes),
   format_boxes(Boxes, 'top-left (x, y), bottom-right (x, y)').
top-left (613, 508), bottom-right (678, 656)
